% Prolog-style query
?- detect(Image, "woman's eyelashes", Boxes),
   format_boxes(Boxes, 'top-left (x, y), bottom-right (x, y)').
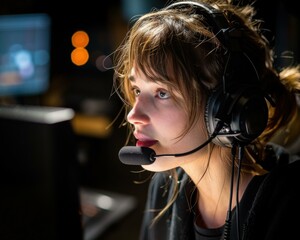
top-left (130, 85), bottom-right (171, 100)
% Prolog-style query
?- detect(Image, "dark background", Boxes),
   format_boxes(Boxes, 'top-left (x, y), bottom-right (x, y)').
top-left (0, 0), bottom-right (299, 239)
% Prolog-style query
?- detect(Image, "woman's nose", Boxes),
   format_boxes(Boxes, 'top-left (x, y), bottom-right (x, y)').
top-left (127, 98), bottom-right (150, 125)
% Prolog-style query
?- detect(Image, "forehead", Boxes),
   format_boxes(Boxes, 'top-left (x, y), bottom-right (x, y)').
top-left (128, 67), bottom-right (158, 83)
top-left (128, 61), bottom-right (176, 82)
top-left (128, 67), bottom-right (166, 88)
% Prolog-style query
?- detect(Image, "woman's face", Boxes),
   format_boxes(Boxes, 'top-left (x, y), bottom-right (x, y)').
top-left (126, 67), bottom-right (208, 172)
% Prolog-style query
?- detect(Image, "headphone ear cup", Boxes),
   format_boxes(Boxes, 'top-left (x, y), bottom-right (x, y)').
top-left (205, 86), bottom-right (268, 147)
top-left (205, 87), bottom-right (232, 147)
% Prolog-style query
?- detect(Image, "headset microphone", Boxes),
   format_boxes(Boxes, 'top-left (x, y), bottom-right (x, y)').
top-left (119, 146), bottom-right (156, 165)
top-left (119, 121), bottom-right (225, 165)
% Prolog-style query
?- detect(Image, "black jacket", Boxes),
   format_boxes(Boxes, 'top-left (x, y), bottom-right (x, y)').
top-left (139, 159), bottom-right (300, 240)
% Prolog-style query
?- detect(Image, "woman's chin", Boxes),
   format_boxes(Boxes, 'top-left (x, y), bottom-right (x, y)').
top-left (141, 164), bottom-right (167, 172)
top-left (141, 157), bottom-right (180, 172)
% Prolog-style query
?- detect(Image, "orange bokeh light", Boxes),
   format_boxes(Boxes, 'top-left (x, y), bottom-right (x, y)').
top-left (71, 30), bottom-right (89, 48)
top-left (71, 47), bottom-right (89, 66)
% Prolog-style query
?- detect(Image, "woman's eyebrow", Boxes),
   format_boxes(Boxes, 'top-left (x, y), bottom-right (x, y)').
top-left (128, 75), bottom-right (135, 82)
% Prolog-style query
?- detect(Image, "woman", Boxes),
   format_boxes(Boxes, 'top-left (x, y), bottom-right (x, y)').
top-left (113, 0), bottom-right (300, 239)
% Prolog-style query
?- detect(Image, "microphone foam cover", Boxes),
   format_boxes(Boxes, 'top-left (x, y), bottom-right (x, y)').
top-left (118, 146), bottom-right (156, 165)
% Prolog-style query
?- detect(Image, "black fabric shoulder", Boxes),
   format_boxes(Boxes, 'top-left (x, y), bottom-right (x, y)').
top-left (139, 168), bottom-right (194, 240)
top-left (242, 160), bottom-right (300, 240)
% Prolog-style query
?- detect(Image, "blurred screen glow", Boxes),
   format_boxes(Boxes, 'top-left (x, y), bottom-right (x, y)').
top-left (0, 13), bottom-right (51, 97)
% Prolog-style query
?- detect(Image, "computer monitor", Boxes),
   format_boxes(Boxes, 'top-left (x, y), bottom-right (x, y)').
top-left (0, 13), bottom-right (51, 97)
top-left (0, 105), bottom-right (83, 240)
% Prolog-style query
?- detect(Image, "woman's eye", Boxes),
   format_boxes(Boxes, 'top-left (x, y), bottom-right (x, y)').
top-left (132, 88), bottom-right (140, 97)
top-left (157, 90), bottom-right (171, 99)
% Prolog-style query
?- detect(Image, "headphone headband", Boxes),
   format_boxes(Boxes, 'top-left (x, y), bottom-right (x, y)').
top-left (166, 1), bottom-right (243, 52)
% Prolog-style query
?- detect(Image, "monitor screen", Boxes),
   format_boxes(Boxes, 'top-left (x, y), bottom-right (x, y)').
top-left (0, 13), bottom-right (51, 97)
top-left (0, 105), bottom-right (83, 240)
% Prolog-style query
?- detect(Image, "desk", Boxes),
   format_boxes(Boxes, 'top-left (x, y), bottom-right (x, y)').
top-left (72, 114), bottom-right (112, 138)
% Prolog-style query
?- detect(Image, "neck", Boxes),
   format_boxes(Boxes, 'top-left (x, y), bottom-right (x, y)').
top-left (196, 172), bottom-right (254, 228)
top-left (181, 148), bottom-right (254, 228)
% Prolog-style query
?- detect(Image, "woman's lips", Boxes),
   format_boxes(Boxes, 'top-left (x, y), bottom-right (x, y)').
top-left (136, 140), bottom-right (158, 147)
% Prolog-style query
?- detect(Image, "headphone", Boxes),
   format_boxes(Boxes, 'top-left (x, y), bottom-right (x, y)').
top-left (166, 1), bottom-right (269, 147)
